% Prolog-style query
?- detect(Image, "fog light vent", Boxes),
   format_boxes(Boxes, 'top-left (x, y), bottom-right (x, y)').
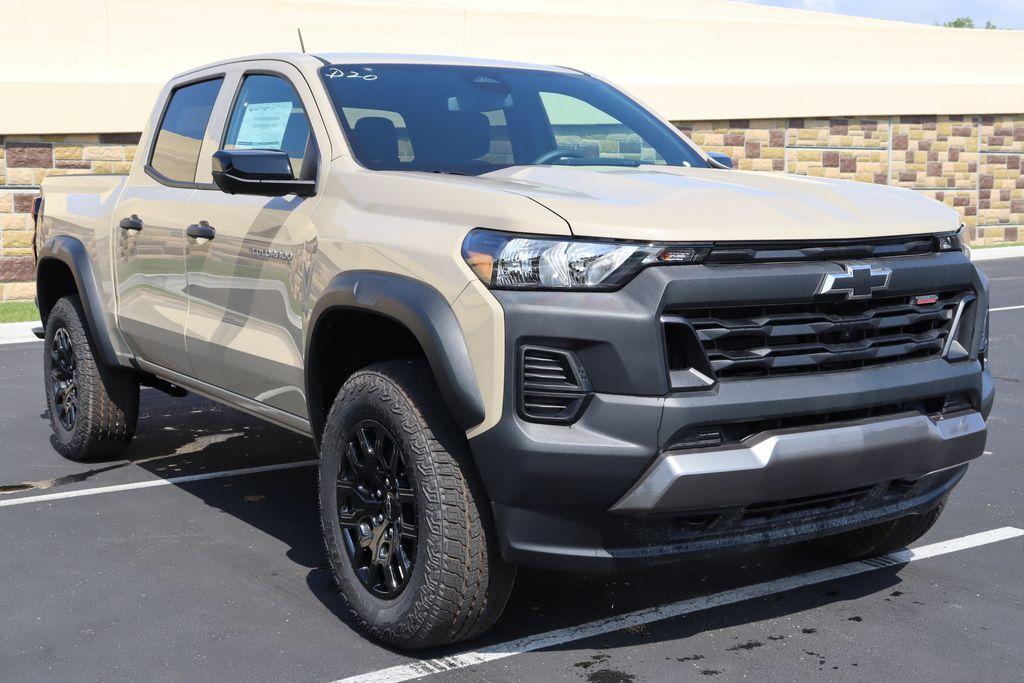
top-left (519, 347), bottom-right (592, 424)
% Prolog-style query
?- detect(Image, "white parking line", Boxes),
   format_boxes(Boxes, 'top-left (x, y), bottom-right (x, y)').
top-left (991, 304), bottom-right (1024, 312)
top-left (0, 460), bottom-right (317, 508)
top-left (0, 336), bottom-right (41, 346)
top-left (336, 526), bottom-right (1024, 683)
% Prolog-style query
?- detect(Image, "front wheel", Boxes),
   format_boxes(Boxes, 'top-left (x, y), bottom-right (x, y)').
top-left (318, 360), bottom-right (515, 649)
top-left (43, 295), bottom-right (139, 462)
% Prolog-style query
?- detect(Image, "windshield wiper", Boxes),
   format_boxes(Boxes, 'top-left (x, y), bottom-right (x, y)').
top-left (560, 158), bottom-right (642, 168)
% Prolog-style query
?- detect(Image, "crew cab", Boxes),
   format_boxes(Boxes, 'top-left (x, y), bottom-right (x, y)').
top-left (34, 53), bottom-right (992, 648)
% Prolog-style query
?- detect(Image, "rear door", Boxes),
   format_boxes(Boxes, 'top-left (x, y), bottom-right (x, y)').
top-left (114, 73), bottom-right (226, 374)
top-left (182, 63), bottom-right (324, 417)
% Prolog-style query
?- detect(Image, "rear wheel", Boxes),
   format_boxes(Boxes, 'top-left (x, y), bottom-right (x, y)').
top-left (318, 360), bottom-right (514, 649)
top-left (43, 295), bottom-right (138, 461)
top-left (805, 498), bottom-right (947, 560)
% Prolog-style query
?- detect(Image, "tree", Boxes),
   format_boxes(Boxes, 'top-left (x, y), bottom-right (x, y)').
top-left (937, 17), bottom-right (1001, 29)
top-left (940, 17), bottom-right (975, 28)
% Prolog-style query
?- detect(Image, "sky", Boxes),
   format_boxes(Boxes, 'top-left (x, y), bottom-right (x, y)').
top-left (733, 0), bottom-right (1024, 29)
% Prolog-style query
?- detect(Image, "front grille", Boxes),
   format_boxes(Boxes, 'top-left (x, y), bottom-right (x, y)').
top-left (667, 290), bottom-right (970, 379)
top-left (664, 395), bottom-right (952, 451)
top-left (704, 234), bottom-right (938, 263)
top-left (671, 481), bottom-right (892, 533)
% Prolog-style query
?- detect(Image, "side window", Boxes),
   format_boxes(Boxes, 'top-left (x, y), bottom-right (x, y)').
top-left (539, 92), bottom-right (665, 165)
top-left (223, 74), bottom-right (312, 177)
top-left (150, 78), bottom-right (223, 183)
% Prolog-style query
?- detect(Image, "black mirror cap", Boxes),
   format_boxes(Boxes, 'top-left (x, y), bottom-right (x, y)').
top-left (211, 149), bottom-right (316, 197)
top-left (707, 151), bottom-right (733, 169)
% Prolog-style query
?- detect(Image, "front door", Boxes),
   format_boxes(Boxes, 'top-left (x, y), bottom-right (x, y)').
top-left (184, 68), bottom-right (321, 417)
top-left (114, 76), bottom-right (224, 375)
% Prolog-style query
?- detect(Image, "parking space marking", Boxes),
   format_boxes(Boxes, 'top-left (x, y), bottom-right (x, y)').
top-left (991, 304), bottom-right (1024, 312)
top-left (0, 460), bottom-right (317, 508)
top-left (0, 337), bottom-right (41, 346)
top-left (336, 527), bottom-right (1024, 683)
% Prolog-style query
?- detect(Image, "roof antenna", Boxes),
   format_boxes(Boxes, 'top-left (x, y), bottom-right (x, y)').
top-left (297, 28), bottom-right (306, 54)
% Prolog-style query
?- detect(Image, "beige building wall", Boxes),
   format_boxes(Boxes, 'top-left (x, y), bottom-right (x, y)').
top-left (3, 0), bottom-right (1024, 300)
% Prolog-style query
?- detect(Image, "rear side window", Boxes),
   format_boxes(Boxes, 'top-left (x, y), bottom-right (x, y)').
top-left (149, 78), bottom-right (223, 183)
top-left (223, 74), bottom-right (312, 177)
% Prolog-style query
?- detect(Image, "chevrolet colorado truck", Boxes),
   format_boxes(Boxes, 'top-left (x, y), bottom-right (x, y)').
top-left (34, 53), bottom-right (992, 648)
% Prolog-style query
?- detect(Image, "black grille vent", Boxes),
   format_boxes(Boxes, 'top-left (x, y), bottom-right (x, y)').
top-left (519, 347), bottom-right (592, 423)
top-left (666, 290), bottom-right (970, 379)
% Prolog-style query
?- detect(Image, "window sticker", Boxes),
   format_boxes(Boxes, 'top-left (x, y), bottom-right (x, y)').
top-left (234, 101), bottom-right (293, 149)
top-left (325, 67), bottom-right (378, 81)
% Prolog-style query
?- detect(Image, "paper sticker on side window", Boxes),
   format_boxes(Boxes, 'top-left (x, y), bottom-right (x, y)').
top-left (234, 101), bottom-right (293, 149)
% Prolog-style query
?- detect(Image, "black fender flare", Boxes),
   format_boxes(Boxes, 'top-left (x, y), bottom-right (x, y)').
top-left (36, 235), bottom-right (126, 368)
top-left (305, 271), bottom-right (486, 440)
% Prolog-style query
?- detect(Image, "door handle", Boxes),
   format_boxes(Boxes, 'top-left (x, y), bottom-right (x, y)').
top-left (119, 215), bottom-right (143, 231)
top-left (186, 221), bottom-right (216, 241)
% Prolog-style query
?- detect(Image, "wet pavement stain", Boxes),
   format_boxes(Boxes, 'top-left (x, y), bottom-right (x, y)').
top-left (574, 654), bottom-right (611, 670)
top-left (671, 655), bottom-right (705, 662)
top-left (0, 431), bottom-right (248, 496)
top-left (586, 670), bottom-right (635, 683)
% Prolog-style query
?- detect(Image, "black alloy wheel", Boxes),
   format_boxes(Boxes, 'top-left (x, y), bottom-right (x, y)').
top-left (336, 419), bottom-right (418, 599)
top-left (49, 326), bottom-right (79, 431)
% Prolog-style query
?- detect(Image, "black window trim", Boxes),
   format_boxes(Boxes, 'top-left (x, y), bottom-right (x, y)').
top-left (217, 68), bottom-right (321, 190)
top-left (144, 72), bottom-right (226, 191)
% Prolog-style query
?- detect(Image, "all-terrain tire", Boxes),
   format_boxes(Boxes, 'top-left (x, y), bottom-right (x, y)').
top-left (318, 360), bottom-right (515, 649)
top-left (805, 498), bottom-right (947, 560)
top-left (43, 295), bottom-right (139, 461)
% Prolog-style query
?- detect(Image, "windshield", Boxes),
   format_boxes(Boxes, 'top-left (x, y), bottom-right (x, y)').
top-left (319, 64), bottom-right (707, 175)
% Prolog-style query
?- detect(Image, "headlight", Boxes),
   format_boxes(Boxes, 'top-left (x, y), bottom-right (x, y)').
top-left (936, 225), bottom-right (970, 259)
top-left (462, 229), bottom-right (708, 290)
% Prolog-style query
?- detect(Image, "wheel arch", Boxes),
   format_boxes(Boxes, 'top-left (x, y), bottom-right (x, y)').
top-left (305, 271), bottom-right (485, 446)
top-left (36, 235), bottom-right (127, 368)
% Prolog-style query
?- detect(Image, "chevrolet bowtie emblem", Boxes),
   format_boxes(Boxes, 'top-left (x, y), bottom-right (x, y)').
top-left (818, 264), bottom-right (891, 299)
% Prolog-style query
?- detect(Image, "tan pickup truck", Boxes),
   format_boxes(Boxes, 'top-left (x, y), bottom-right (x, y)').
top-left (34, 52), bottom-right (991, 648)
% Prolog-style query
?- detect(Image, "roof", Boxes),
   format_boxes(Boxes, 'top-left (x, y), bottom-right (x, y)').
top-left (2, 0), bottom-right (1023, 135)
top-left (315, 53), bottom-right (578, 73)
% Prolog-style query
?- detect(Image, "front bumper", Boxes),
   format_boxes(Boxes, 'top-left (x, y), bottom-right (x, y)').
top-left (468, 252), bottom-right (992, 571)
top-left (612, 410), bottom-right (985, 513)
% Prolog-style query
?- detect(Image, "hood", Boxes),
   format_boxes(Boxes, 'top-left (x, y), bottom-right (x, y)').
top-left (480, 166), bottom-right (960, 242)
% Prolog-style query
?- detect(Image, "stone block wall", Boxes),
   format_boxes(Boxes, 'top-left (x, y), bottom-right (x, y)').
top-left (676, 115), bottom-right (1024, 246)
top-left (2, 118), bottom-right (1023, 302)
top-left (0, 134), bottom-right (140, 301)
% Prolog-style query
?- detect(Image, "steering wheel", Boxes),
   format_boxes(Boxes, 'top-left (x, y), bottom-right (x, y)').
top-left (531, 149), bottom-right (585, 165)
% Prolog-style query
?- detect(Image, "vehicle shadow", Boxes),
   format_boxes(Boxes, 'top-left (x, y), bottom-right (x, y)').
top-left (33, 389), bottom-right (910, 656)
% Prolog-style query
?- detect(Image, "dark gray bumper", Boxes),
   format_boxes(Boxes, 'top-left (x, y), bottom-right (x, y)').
top-left (611, 411), bottom-right (986, 514)
top-left (470, 252), bottom-right (992, 571)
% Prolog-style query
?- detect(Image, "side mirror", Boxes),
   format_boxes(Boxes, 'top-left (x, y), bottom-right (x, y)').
top-left (211, 149), bottom-right (315, 197)
top-left (707, 152), bottom-right (733, 169)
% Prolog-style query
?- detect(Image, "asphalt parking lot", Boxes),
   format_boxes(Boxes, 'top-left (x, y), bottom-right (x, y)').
top-left (1, 257), bottom-right (1023, 682)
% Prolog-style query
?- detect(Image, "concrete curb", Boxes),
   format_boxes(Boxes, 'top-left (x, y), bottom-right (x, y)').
top-left (972, 245), bottom-right (1024, 262)
top-left (0, 320), bottom-right (42, 346)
